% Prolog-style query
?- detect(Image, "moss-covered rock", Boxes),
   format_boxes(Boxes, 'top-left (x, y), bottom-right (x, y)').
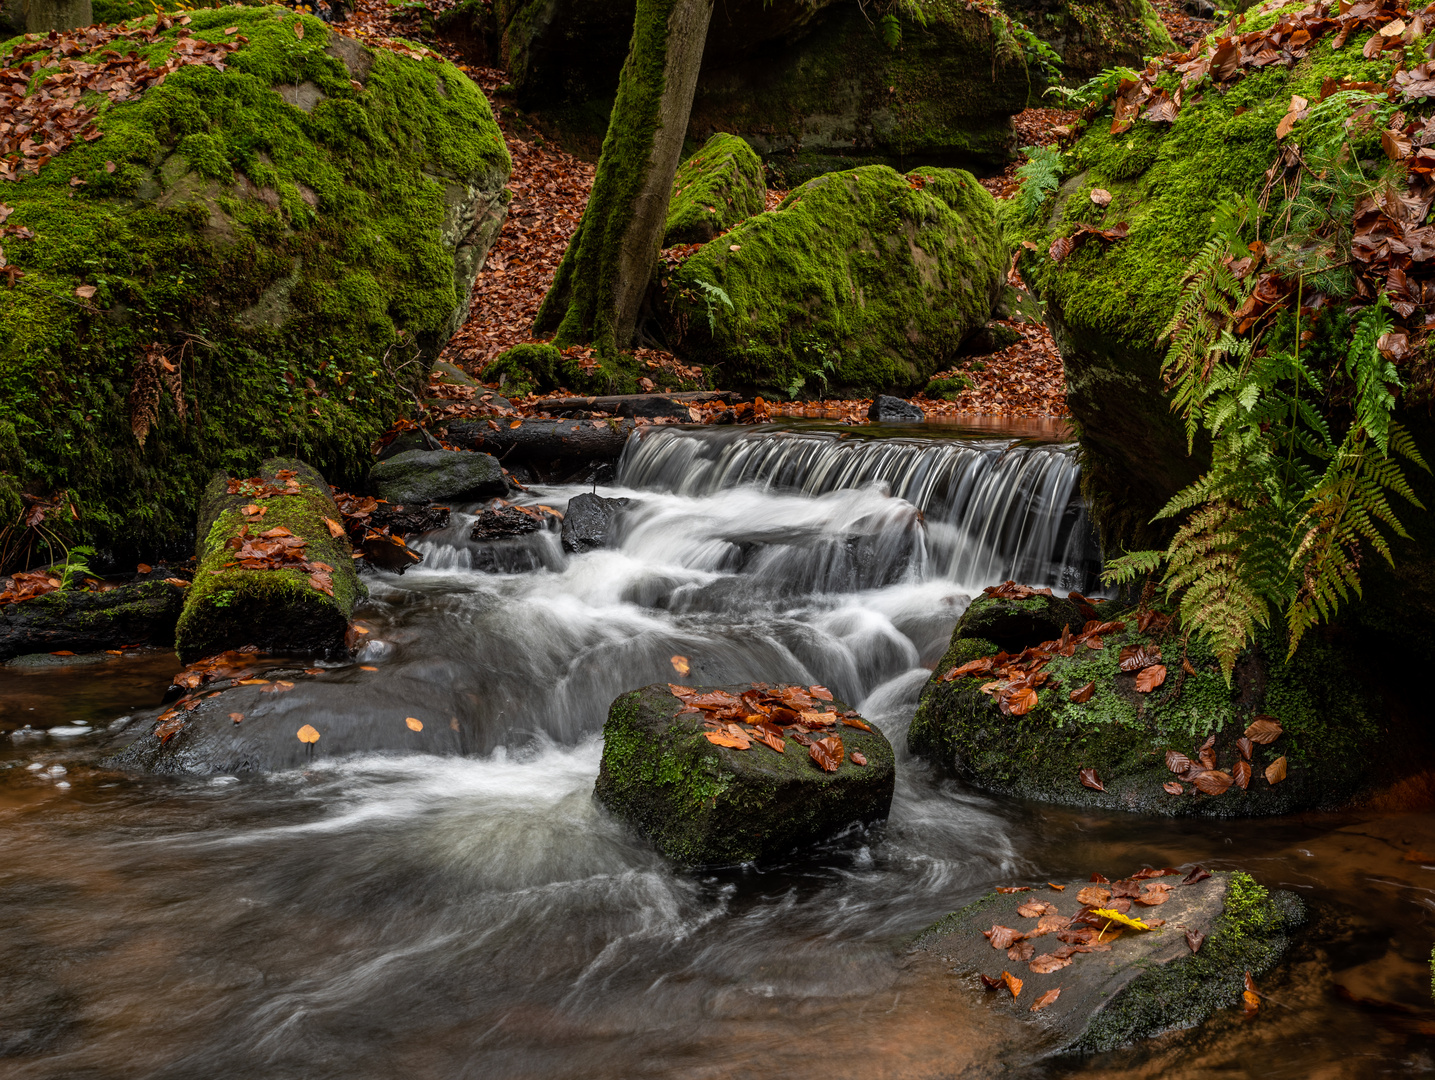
top-left (915, 870), bottom-right (1304, 1054)
top-left (174, 458), bottom-right (361, 662)
top-left (483, 342), bottom-right (564, 396)
top-left (0, 576), bottom-right (186, 660)
top-left (0, 7), bottom-right (510, 560)
top-left (367, 448), bottom-right (507, 504)
top-left (595, 683), bottom-right (895, 867)
top-left (953, 592), bottom-right (1084, 653)
top-left (664, 132), bottom-right (764, 246)
top-left (1006, 0), bottom-right (1173, 80)
top-left (664, 165), bottom-right (1005, 398)
top-left (909, 598), bottom-right (1386, 816)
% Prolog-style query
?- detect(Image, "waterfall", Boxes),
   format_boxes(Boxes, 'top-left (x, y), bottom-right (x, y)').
top-left (617, 426), bottom-right (1102, 593)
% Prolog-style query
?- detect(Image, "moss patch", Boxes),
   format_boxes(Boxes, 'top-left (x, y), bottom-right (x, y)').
top-left (0, 6), bottom-right (509, 560)
top-left (664, 132), bottom-right (765, 246)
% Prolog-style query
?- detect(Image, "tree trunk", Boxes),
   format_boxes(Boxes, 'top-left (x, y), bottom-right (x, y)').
top-left (533, 0), bottom-right (715, 354)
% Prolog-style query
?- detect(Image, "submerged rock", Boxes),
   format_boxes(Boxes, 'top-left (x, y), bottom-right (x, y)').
top-left (0, 577), bottom-right (187, 662)
top-left (666, 166), bottom-right (1005, 397)
top-left (664, 133), bottom-right (766, 246)
top-left (368, 449), bottom-right (507, 504)
top-left (915, 869), bottom-right (1303, 1054)
top-left (909, 593), bottom-right (1388, 816)
top-left (561, 493), bottom-right (630, 553)
top-left (175, 459), bottom-right (362, 663)
top-left (867, 396), bottom-right (925, 424)
top-left (595, 683), bottom-right (895, 867)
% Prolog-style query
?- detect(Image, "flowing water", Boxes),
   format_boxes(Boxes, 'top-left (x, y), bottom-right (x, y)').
top-left (1, 424), bottom-right (1432, 1079)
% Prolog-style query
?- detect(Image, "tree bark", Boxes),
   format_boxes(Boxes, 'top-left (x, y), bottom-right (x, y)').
top-left (533, 0), bottom-right (716, 353)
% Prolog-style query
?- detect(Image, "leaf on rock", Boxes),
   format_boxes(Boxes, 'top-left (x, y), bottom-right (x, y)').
top-left (1233, 758), bottom-right (1252, 789)
top-left (1165, 750), bottom-right (1193, 773)
top-left (1007, 940), bottom-right (1036, 962)
top-left (984, 925), bottom-right (1022, 950)
top-left (850, 749), bottom-right (867, 765)
top-left (752, 724), bottom-right (787, 754)
top-left (1242, 989), bottom-right (1260, 1014)
top-left (996, 886), bottom-right (1032, 894)
top-left (809, 685), bottom-right (834, 701)
top-left (1185, 928), bottom-right (1205, 952)
top-left (1135, 883), bottom-right (1172, 906)
top-left (1069, 681), bottom-right (1096, 703)
top-left (1076, 886), bottom-right (1110, 907)
top-left (1118, 644), bottom-right (1162, 672)
top-left (1089, 873), bottom-right (1110, 883)
top-left (1192, 770), bottom-right (1234, 795)
top-left (1079, 767), bottom-right (1104, 792)
top-left (1090, 188), bottom-right (1112, 207)
top-left (841, 715), bottom-right (873, 731)
top-left (1028, 954), bottom-right (1072, 975)
top-left (1237, 736), bottom-right (1254, 760)
top-left (1048, 882), bottom-right (1067, 891)
top-left (1135, 665), bottom-right (1167, 693)
top-left (1163, 781), bottom-right (1184, 795)
top-left (979, 973), bottom-right (1001, 991)
top-left (1030, 987), bottom-right (1062, 1011)
top-left (1088, 908), bottom-right (1153, 932)
top-left (297, 724), bottom-right (320, 744)
top-left (1181, 866), bottom-right (1211, 885)
top-left (229, 712), bottom-right (244, 724)
top-left (1005, 687), bottom-right (1039, 716)
top-left (809, 735), bottom-right (843, 771)
top-left (1001, 971), bottom-right (1023, 998)
top-left (1017, 900), bottom-right (1058, 918)
top-left (1244, 716), bottom-right (1283, 744)
top-left (1199, 745), bottom-right (1217, 771)
top-left (1034, 914), bottom-right (1071, 935)
top-left (405, 717), bottom-right (423, 732)
top-left (74, 284), bottom-right (97, 299)
top-left (1265, 756), bottom-right (1287, 784)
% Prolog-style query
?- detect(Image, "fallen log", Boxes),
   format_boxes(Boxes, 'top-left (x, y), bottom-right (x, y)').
top-left (173, 459), bottom-right (363, 663)
top-left (447, 417), bottom-right (640, 462)
top-left (539, 391), bottom-right (741, 419)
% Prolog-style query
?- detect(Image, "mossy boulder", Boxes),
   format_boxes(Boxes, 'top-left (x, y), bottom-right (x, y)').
top-left (954, 591), bottom-right (1084, 653)
top-left (0, 7), bottom-right (510, 561)
top-left (664, 133), bottom-right (765, 247)
top-left (909, 598), bottom-right (1387, 816)
top-left (174, 458), bottom-right (362, 662)
top-left (1005, 0), bottom-right (1173, 80)
top-left (915, 870), bottom-right (1304, 1054)
top-left (595, 683), bottom-right (896, 867)
top-left (665, 165), bottom-right (1005, 398)
top-left (0, 577), bottom-right (186, 661)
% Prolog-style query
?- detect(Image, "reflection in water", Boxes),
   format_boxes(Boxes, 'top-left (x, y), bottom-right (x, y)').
top-left (1, 426), bottom-right (1431, 1078)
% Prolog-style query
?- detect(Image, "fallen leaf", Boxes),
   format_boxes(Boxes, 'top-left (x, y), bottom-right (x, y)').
top-left (230, 712), bottom-right (244, 724)
top-left (1017, 900), bottom-right (1058, 918)
top-left (1076, 886), bottom-right (1111, 907)
top-left (809, 685), bottom-right (834, 701)
top-left (1030, 987), bottom-right (1062, 1011)
top-left (238, 678), bottom-right (270, 685)
top-left (1181, 866), bottom-right (1211, 885)
top-left (361, 665), bottom-right (378, 671)
top-left (1237, 736), bottom-right (1254, 760)
top-left (297, 724), bottom-right (320, 743)
top-left (841, 715), bottom-right (874, 731)
top-left (1089, 873), bottom-right (1110, 883)
top-left (51, 650), bottom-right (75, 656)
top-left (1048, 882), bottom-right (1067, 891)
top-left (1193, 770), bottom-right (1234, 795)
top-left (405, 717), bottom-right (423, 731)
top-left (324, 517), bottom-right (345, 539)
top-left (1243, 989), bottom-right (1260, 1014)
top-left (1185, 928), bottom-right (1205, 952)
top-left (293, 19), bottom-right (304, 37)
top-left (1164, 778), bottom-right (1185, 795)
top-left (1008, 940), bottom-right (1036, 962)
top-left (1028, 953), bottom-right (1072, 974)
top-left (1089, 188), bottom-right (1112, 207)
top-left (850, 749), bottom-right (867, 765)
top-left (1069, 681), bottom-right (1096, 703)
top-left (75, 284), bottom-right (97, 299)
top-left (163, 577), bottom-right (190, 587)
top-left (1135, 664), bottom-right (1167, 693)
top-left (1001, 971), bottom-right (1023, 998)
top-left (259, 680), bottom-right (295, 694)
top-left (1088, 908), bottom-right (1153, 932)
top-left (809, 735), bottom-right (843, 771)
top-left (1005, 686), bottom-right (1039, 715)
top-left (1233, 758), bottom-right (1252, 789)
top-left (1135, 883), bottom-right (1172, 906)
top-left (1118, 644), bottom-right (1162, 672)
top-left (1245, 716), bottom-right (1283, 744)
top-left (705, 731), bottom-right (750, 749)
top-left (979, 973), bottom-right (1001, 990)
top-left (1035, 914), bottom-right (1071, 935)
top-left (1265, 756), bottom-right (1287, 784)
top-left (996, 886), bottom-right (1032, 894)
top-left (670, 655), bottom-right (690, 675)
top-left (1079, 767), bottom-right (1104, 792)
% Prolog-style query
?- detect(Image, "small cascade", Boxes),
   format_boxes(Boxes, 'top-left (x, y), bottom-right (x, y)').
top-left (617, 426), bottom-right (1102, 593)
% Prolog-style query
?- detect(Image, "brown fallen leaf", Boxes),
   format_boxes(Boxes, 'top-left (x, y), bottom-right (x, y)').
top-left (1001, 971), bottom-right (1023, 998)
top-left (75, 284), bottom-right (97, 299)
top-left (996, 886), bottom-right (1032, 893)
top-left (1005, 686), bottom-right (1039, 715)
top-left (1048, 882), bottom-right (1067, 891)
top-left (1008, 940), bottom-right (1036, 962)
top-left (297, 724), bottom-right (320, 743)
top-left (1242, 971), bottom-right (1260, 1014)
top-left (984, 925), bottom-right (1023, 950)
top-left (849, 749), bottom-right (867, 765)
top-left (1245, 716), bottom-right (1283, 744)
top-left (1192, 770), bottom-right (1234, 795)
top-left (1069, 680), bottom-right (1096, 703)
top-left (1089, 873), bottom-right (1110, 883)
top-left (1030, 987), bottom-right (1062, 1011)
top-left (1135, 883), bottom-right (1172, 906)
top-left (405, 717), bottom-right (423, 731)
top-left (1076, 886), bottom-right (1111, 907)
top-left (1199, 745), bottom-right (1217, 770)
top-left (1163, 780), bottom-right (1184, 795)
top-left (670, 655), bottom-right (690, 675)
top-left (1233, 758), bottom-right (1252, 790)
top-left (1135, 664), bottom-right (1167, 693)
top-left (229, 712), bottom-right (244, 724)
top-left (809, 685), bottom-right (834, 701)
top-left (979, 973), bottom-right (1001, 990)
top-left (1181, 866), bottom-right (1211, 885)
top-left (323, 516), bottom-right (345, 539)
top-left (705, 731), bottom-right (750, 749)
top-left (1265, 756), bottom-right (1287, 785)
top-left (260, 680), bottom-right (295, 694)
top-left (1118, 644), bottom-right (1162, 672)
top-left (1237, 736), bottom-right (1254, 760)
top-left (1017, 900), bottom-right (1058, 918)
top-left (809, 735), bottom-right (843, 771)
top-left (1185, 928), bottom-right (1205, 952)
top-left (1089, 187), bottom-right (1112, 207)
top-left (1079, 767), bottom-right (1104, 792)
top-left (1034, 914), bottom-right (1071, 935)
top-left (1028, 953), bottom-right (1072, 975)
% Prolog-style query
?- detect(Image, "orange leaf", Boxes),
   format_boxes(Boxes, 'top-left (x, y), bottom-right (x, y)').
top-left (809, 735), bottom-right (843, 771)
top-left (324, 517), bottom-right (345, 539)
top-left (1163, 781), bottom-right (1184, 795)
top-left (297, 724), bottom-right (320, 743)
top-left (1030, 987), bottom-right (1061, 1011)
top-left (1245, 716), bottom-right (1282, 744)
top-left (705, 731), bottom-right (750, 749)
top-left (405, 717), bottom-right (423, 731)
top-left (1264, 756), bottom-right (1287, 784)
top-left (1135, 664), bottom-right (1167, 693)
top-left (229, 712), bottom-right (244, 724)
top-left (670, 655), bottom-right (690, 675)
top-left (1069, 681), bottom-right (1095, 703)
top-left (1001, 971), bottom-right (1023, 998)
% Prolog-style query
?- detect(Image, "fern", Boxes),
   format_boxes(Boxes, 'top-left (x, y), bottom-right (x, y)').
top-left (693, 279), bottom-right (733, 334)
top-left (1043, 66), bottom-right (1138, 111)
top-left (879, 12), bottom-right (901, 49)
top-left (1013, 145), bottom-right (1062, 223)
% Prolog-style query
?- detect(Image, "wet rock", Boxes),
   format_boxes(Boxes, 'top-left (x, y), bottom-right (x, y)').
top-left (867, 396), bottom-right (926, 424)
top-left (914, 870), bottom-right (1304, 1054)
top-left (368, 449), bottom-right (507, 504)
top-left (908, 600), bottom-right (1388, 816)
top-left (175, 459), bottom-right (362, 663)
top-left (0, 578), bottom-right (187, 662)
top-left (952, 592), bottom-right (1084, 654)
top-left (1180, 0), bottom-right (1217, 16)
top-left (367, 501), bottom-right (451, 538)
top-left (447, 417), bottom-right (637, 463)
top-left (470, 503), bottom-right (552, 540)
top-left (561, 493), bottom-right (631, 553)
top-left (375, 426), bottom-right (444, 462)
top-left (595, 683), bottom-right (895, 867)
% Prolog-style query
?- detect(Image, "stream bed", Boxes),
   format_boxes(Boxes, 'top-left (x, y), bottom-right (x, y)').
top-left (1, 425), bottom-right (1432, 1079)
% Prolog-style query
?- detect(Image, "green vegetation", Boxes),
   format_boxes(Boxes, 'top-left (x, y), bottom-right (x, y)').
top-left (664, 132), bottom-right (764, 246)
top-left (0, 6), bottom-right (509, 560)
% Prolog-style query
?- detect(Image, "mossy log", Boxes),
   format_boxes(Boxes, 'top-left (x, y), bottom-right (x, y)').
top-left (595, 682), bottom-right (895, 867)
top-left (0, 577), bottom-right (186, 661)
top-left (174, 459), bottom-right (362, 662)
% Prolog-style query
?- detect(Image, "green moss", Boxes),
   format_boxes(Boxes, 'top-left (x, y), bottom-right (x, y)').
top-left (925, 374), bottom-right (972, 400)
top-left (486, 342), bottom-right (563, 396)
top-left (665, 165), bottom-right (1006, 397)
top-left (664, 132), bottom-right (765, 247)
top-left (0, 6), bottom-right (509, 559)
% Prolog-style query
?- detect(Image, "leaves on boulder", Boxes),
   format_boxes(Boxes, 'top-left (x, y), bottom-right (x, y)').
top-left (1135, 664), bottom-right (1167, 693)
top-left (1245, 716), bottom-right (1283, 744)
top-left (1079, 767), bottom-right (1104, 792)
top-left (1265, 756), bottom-right (1288, 784)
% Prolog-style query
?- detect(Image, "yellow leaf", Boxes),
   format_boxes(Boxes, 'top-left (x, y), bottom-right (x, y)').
top-left (670, 654), bottom-right (690, 676)
top-left (297, 724), bottom-right (320, 743)
top-left (293, 20), bottom-right (304, 37)
top-left (405, 717), bottom-right (423, 731)
top-left (1088, 908), bottom-right (1153, 932)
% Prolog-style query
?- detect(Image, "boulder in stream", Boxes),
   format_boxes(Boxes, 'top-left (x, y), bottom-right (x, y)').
top-left (915, 869), bottom-right (1303, 1054)
top-left (561, 493), bottom-right (630, 553)
top-left (368, 449), bottom-right (507, 505)
top-left (867, 396), bottom-right (925, 424)
top-left (0, 577), bottom-right (188, 662)
top-left (595, 682), bottom-right (895, 867)
top-left (174, 459), bottom-right (362, 663)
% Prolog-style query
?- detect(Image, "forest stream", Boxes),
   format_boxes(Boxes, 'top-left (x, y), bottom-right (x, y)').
top-left (1, 425), bottom-right (1432, 1079)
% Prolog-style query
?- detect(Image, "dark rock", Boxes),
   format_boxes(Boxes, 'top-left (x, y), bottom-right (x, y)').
top-left (1180, 0), bottom-right (1217, 16)
top-left (595, 683), bottom-right (895, 867)
top-left (913, 870), bottom-right (1303, 1054)
top-left (561, 493), bottom-right (631, 553)
top-left (0, 578), bottom-right (187, 662)
top-left (367, 501), bottom-right (451, 537)
top-left (867, 396), bottom-right (926, 423)
top-left (375, 426), bottom-right (444, 462)
top-left (447, 417), bottom-right (637, 463)
top-left (958, 321), bottom-right (1023, 358)
top-left (368, 449), bottom-right (507, 504)
top-left (470, 504), bottom-right (550, 540)
top-left (953, 592), bottom-right (1084, 654)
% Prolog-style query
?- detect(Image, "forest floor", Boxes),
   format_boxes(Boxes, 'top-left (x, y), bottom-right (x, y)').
top-left (347, 0), bottom-right (1206, 426)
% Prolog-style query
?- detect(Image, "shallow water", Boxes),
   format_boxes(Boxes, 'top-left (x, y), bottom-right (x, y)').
top-left (1, 425), bottom-right (1432, 1079)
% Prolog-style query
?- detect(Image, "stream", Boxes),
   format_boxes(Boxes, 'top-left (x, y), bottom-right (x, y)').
top-left (1, 423), bottom-right (1432, 1079)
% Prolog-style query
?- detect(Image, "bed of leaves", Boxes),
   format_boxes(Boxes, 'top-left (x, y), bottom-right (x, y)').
top-left (669, 680), bottom-right (876, 771)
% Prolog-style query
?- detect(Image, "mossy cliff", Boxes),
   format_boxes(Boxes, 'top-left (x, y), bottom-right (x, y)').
top-left (174, 458), bottom-right (361, 662)
top-left (909, 594), bottom-right (1385, 816)
top-left (595, 683), bottom-right (895, 867)
top-left (664, 132), bottom-right (764, 246)
top-left (0, 6), bottom-right (510, 561)
top-left (1006, 0), bottom-right (1173, 80)
top-left (664, 165), bottom-right (1006, 398)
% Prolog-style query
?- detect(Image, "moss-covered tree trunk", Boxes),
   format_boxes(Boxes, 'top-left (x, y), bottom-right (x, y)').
top-left (534, 0), bottom-right (715, 352)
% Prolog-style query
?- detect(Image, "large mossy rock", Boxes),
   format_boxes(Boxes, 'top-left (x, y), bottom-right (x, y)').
top-left (595, 683), bottom-right (896, 867)
top-left (367, 448), bottom-right (507, 504)
top-left (664, 165), bottom-right (1005, 397)
top-left (915, 870), bottom-right (1303, 1054)
top-left (664, 133), bottom-right (765, 246)
top-left (909, 595), bottom-right (1387, 816)
top-left (0, 7), bottom-right (510, 559)
top-left (174, 458), bottom-right (362, 662)
top-left (1005, 0), bottom-right (1173, 80)
top-left (0, 577), bottom-right (187, 661)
